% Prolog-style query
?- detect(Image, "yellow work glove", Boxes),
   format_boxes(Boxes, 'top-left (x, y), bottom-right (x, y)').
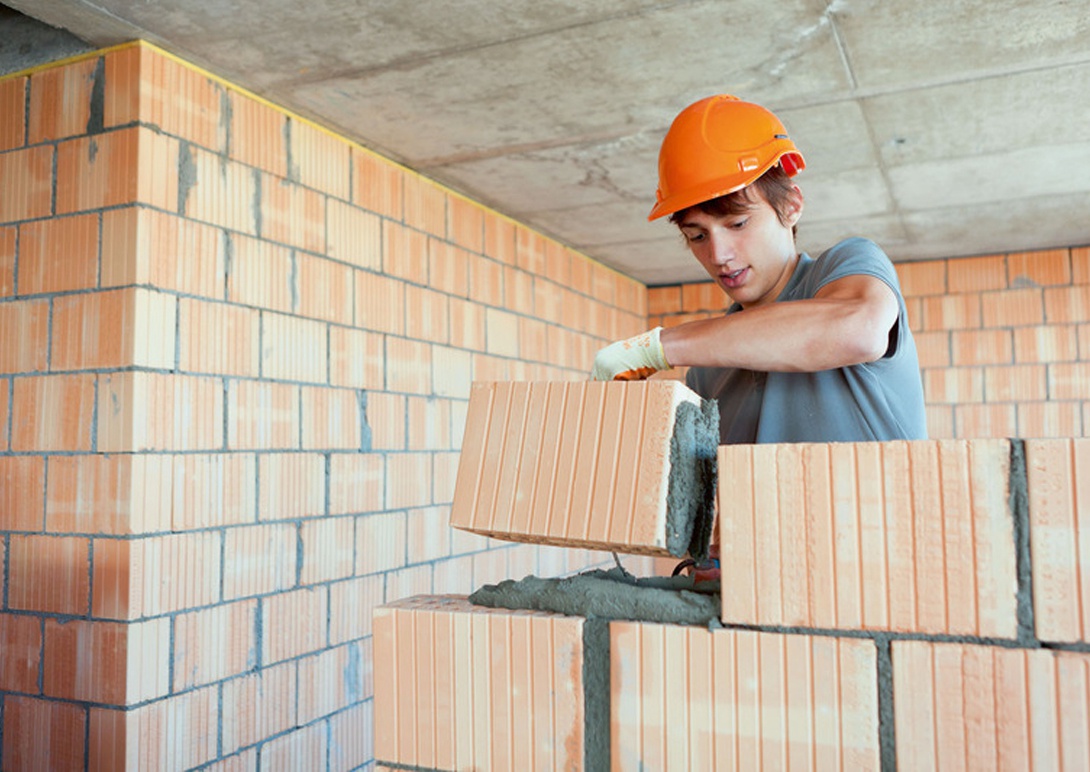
top-left (591, 327), bottom-right (671, 381)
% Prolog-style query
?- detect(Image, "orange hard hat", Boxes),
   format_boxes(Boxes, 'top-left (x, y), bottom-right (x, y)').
top-left (648, 94), bottom-right (805, 221)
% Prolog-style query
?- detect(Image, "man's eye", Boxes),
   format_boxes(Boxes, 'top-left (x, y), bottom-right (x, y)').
top-left (729, 219), bottom-right (749, 229)
top-left (684, 232), bottom-right (705, 243)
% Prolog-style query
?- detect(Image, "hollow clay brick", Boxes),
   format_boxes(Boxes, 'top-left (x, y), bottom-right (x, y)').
top-left (373, 595), bottom-right (585, 771)
top-left (1025, 438), bottom-right (1090, 643)
top-left (610, 621), bottom-right (880, 771)
top-left (451, 380), bottom-right (717, 558)
top-left (893, 640), bottom-right (1090, 770)
top-left (719, 439), bottom-right (1019, 637)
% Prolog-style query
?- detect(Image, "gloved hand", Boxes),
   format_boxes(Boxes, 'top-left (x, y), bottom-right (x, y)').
top-left (591, 327), bottom-right (671, 381)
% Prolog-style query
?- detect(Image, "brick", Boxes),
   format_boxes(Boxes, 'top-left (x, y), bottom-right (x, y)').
top-left (451, 380), bottom-right (715, 557)
top-left (327, 197), bottom-right (381, 271)
top-left (1049, 362), bottom-right (1090, 400)
top-left (1008, 248), bottom-right (1072, 287)
top-left (402, 176), bottom-right (446, 237)
top-left (433, 450), bottom-right (461, 504)
top-left (950, 328), bottom-right (1012, 366)
top-left (356, 270), bottom-right (405, 335)
top-left (330, 326), bottom-right (384, 389)
top-left (1, 696), bottom-right (86, 772)
top-left (226, 234), bottom-right (293, 312)
top-left (328, 700), bottom-right (374, 772)
top-left (104, 45), bottom-right (225, 151)
top-left (352, 147), bottom-right (403, 219)
top-left (28, 57), bottom-right (97, 143)
top-left (387, 452), bottom-right (433, 509)
top-left (485, 307), bottom-right (520, 357)
top-left (96, 372), bottom-right (223, 452)
top-left (0, 299), bottom-right (49, 373)
top-left (89, 685), bottom-right (219, 770)
top-left (289, 118), bottom-right (350, 199)
top-left (178, 297), bottom-right (259, 376)
top-left (1018, 402), bottom-right (1083, 438)
top-left (386, 337), bottom-right (432, 394)
top-left (406, 505), bottom-right (453, 563)
top-left (297, 640), bottom-right (369, 723)
top-left (260, 174), bottom-right (325, 252)
top-left (0, 76), bottom-right (26, 151)
top-left (261, 724), bottom-right (328, 772)
top-left (947, 253), bottom-right (1007, 293)
top-left (367, 392), bottom-right (406, 450)
top-left (0, 225), bottom-right (14, 295)
top-left (374, 596), bottom-right (585, 771)
top-left (895, 259), bottom-right (947, 296)
top-left (1025, 438), bottom-right (1090, 643)
top-left (43, 617), bottom-right (170, 704)
top-left (52, 288), bottom-right (176, 371)
top-left (262, 586), bottom-right (327, 664)
top-left (172, 600), bottom-right (257, 689)
top-left (449, 296), bottom-right (486, 350)
top-left (12, 374), bottom-right (95, 451)
top-left (92, 532), bottom-right (222, 619)
top-left (329, 575), bottom-right (384, 644)
top-left (981, 287), bottom-right (1045, 328)
top-left (611, 622), bottom-right (879, 771)
top-left (47, 454), bottom-right (146, 535)
top-left (917, 293), bottom-right (982, 330)
top-left (404, 284), bottom-right (450, 343)
top-left (468, 254), bottom-right (504, 306)
top-left (446, 196), bottom-right (483, 253)
top-left (681, 281), bottom-right (729, 313)
top-left (512, 226), bottom-right (545, 277)
top-left (300, 386), bottom-right (360, 450)
top-left (56, 127), bottom-right (178, 214)
top-left (18, 213), bottom-right (99, 294)
top-left (428, 239), bottom-right (470, 298)
top-left (0, 377), bottom-right (8, 449)
top-left (223, 523), bottom-right (296, 599)
top-left (299, 516), bottom-right (355, 584)
top-left (228, 90), bottom-right (288, 176)
top-left (261, 311), bottom-right (328, 383)
top-left (432, 346), bottom-right (472, 399)
top-left (357, 512), bottom-right (407, 575)
top-left (329, 452), bottom-right (384, 515)
top-left (984, 363), bottom-right (1047, 401)
top-left (718, 439), bottom-right (1018, 636)
top-left (221, 661), bottom-right (297, 755)
top-left (407, 395), bottom-right (452, 451)
top-left (912, 330), bottom-right (950, 368)
top-left (0, 144), bottom-right (53, 222)
top-left (922, 367), bottom-right (984, 404)
top-left (258, 452), bottom-right (325, 520)
top-left (1045, 284), bottom-right (1090, 323)
top-left (483, 213), bottom-right (516, 265)
top-left (0, 455), bottom-right (44, 532)
top-left (294, 252), bottom-right (354, 326)
top-left (954, 403), bottom-right (1017, 438)
top-left (535, 279), bottom-right (564, 323)
top-left (893, 641), bottom-right (1090, 770)
top-left (382, 220), bottom-right (426, 282)
top-left (503, 265), bottom-right (534, 315)
top-left (927, 404), bottom-right (955, 441)
top-left (183, 145), bottom-right (258, 235)
top-left (1013, 323), bottom-right (1079, 363)
top-left (0, 612), bottom-right (42, 692)
top-left (226, 379), bottom-right (300, 450)
top-left (1074, 246), bottom-right (1090, 284)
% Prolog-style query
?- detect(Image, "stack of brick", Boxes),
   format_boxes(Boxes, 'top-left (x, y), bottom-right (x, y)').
top-left (374, 381), bottom-right (1090, 770)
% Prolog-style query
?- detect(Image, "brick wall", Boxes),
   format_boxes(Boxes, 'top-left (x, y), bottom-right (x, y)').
top-left (649, 246), bottom-right (1090, 439)
top-left (0, 42), bottom-right (649, 770)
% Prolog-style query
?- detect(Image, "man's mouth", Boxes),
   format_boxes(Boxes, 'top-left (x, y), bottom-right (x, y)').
top-left (720, 267), bottom-right (748, 288)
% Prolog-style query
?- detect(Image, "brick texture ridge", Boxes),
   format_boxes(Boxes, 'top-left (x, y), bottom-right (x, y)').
top-left (718, 439), bottom-right (1020, 636)
top-left (450, 380), bottom-right (717, 558)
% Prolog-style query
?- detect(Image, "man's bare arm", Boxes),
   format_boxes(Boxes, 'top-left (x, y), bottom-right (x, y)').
top-left (659, 273), bottom-right (899, 373)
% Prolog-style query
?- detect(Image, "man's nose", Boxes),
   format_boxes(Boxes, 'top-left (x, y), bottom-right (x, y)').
top-left (709, 233), bottom-right (734, 265)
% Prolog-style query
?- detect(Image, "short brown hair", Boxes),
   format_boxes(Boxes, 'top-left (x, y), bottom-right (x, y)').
top-left (668, 164), bottom-right (799, 236)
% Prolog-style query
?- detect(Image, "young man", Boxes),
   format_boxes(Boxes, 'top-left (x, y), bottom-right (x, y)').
top-left (593, 94), bottom-right (927, 445)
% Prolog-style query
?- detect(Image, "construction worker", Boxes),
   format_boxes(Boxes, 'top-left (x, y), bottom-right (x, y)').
top-left (592, 94), bottom-right (928, 445)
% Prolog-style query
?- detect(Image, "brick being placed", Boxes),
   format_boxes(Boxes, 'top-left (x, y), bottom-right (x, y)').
top-left (717, 439), bottom-right (1020, 637)
top-left (373, 595), bottom-right (598, 772)
top-left (450, 380), bottom-right (718, 559)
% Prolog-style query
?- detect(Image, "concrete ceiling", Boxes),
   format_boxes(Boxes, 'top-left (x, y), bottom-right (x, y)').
top-left (7, 0), bottom-right (1090, 286)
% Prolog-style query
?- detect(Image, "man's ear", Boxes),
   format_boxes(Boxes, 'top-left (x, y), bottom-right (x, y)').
top-left (784, 185), bottom-right (804, 227)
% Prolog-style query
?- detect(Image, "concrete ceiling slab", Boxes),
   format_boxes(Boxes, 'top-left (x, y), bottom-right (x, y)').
top-left (5, 0), bottom-right (1090, 286)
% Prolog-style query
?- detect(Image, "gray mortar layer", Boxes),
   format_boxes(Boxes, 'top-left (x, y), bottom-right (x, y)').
top-left (1008, 439), bottom-right (1037, 646)
top-left (665, 398), bottom-right (719, 560)
top-left (583, 619), bottom-right (610, 771)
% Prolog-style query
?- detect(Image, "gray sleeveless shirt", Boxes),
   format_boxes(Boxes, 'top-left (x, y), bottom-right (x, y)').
top-left (685, 238), bottom-right (928, 444)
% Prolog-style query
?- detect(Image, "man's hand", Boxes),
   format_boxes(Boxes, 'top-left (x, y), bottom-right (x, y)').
top-left (592, 327), bottom-right (671, 381)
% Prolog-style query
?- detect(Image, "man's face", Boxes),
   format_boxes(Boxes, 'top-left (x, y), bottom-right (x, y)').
top-left (676, 187), bottom-right (803, 309)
